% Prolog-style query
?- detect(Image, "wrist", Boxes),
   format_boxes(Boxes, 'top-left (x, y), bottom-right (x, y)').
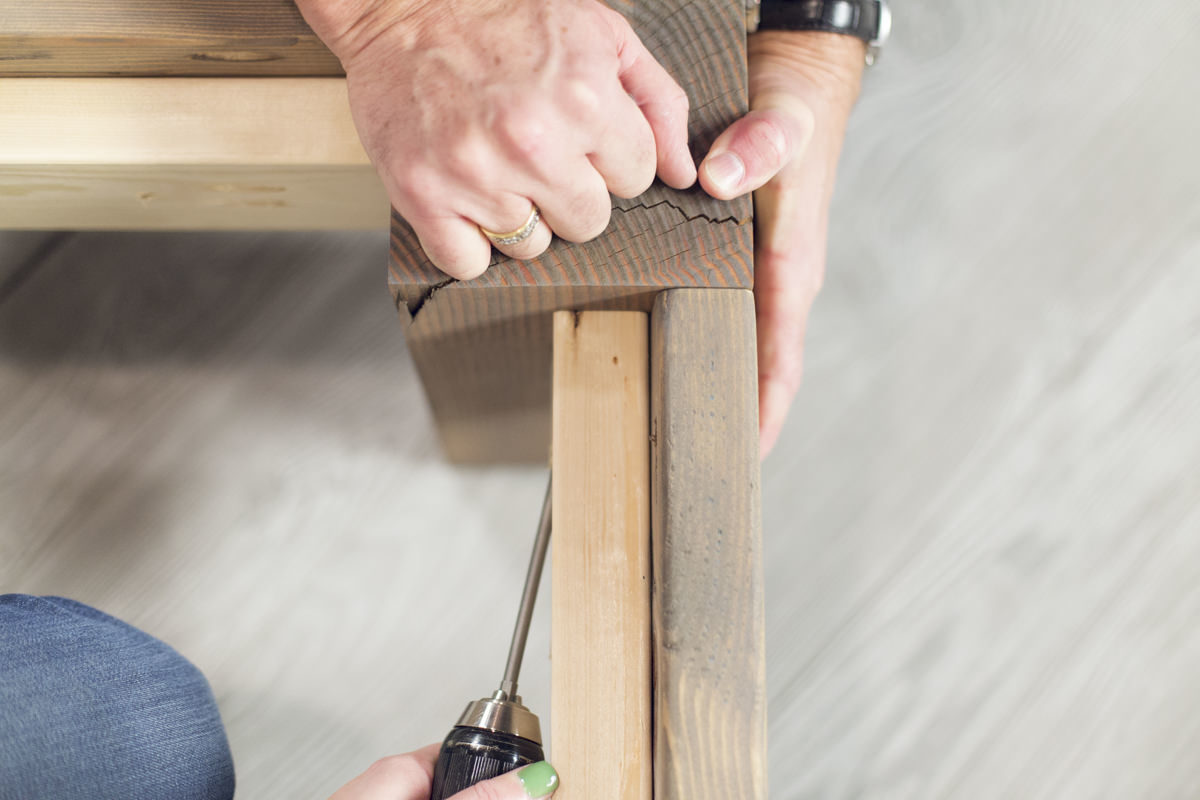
top-left (295, 0), bottom-right (440, 64)
top-left (748, 31), bottom-right (865, 117)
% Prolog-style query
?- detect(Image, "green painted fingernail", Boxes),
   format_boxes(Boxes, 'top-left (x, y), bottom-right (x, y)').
top-left (518, 761), bottom-right (559, 798)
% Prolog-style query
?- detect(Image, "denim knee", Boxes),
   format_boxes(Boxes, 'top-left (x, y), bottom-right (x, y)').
top-left (0, 594), bottom-right (235, 800)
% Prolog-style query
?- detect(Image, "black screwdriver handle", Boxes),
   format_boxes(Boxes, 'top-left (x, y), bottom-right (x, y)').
top-left (429, 726), bottom-right (545, 800)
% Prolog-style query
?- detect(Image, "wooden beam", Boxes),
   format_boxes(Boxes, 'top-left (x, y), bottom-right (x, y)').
top-left (551, 310), bottom-right (652, 800)
top-left (389, 0), bottom-right (752, 463)
top-left (0, 79), bottom-right (366, 165)
top-left (0, 166), bottom-right (386, 231)
top-left (650, 289), bottom-right (766, 800)
top-left (0, 78), bottom-right (386, 230)
top-left (0, 0), bottom-right (342, 77)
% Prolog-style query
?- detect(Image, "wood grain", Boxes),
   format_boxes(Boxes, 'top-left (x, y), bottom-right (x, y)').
top-left (0, 79), bottom-right (367, 166)
top-left (550, 310), bottom-right (652, 800)
top-left (650, 289), bottom-right (765, 800)
top-left (0, 78), bottom-right (383, 230)
top-left (389, 0), bottom-right (752, 463)
top-left (0, 0), bottom-right (341, 77)
top-left (0, 165), bottom-right (386, 230)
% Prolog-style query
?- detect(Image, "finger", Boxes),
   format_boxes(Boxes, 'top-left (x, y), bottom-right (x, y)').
top-left (536, 165), bottom-right (612, 243)
top-left (474, 197), bottom-right (555, 261)
top-left (328, 745), bottom-right (439, 800)
top-left (699, 102), bottom-right (814, 200)
top-left (752, 150), bottom-right (829, 459)
top-left (756, 278), bottom-right (812, 459)
top-left (612, 15), bottom-right (696, 189)
top-left (408, 214), bottom-right (493, 281)
top-left (449, 760), bottom-right (559, 800)
top-left (588, 91), bottom-right (657, 198)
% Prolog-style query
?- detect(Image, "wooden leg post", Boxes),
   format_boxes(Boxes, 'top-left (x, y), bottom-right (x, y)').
top-left (551, 310), bottom-right (653, 800)
top-left (548, 294), bottom-right (765, 800)
top-left (651, 289), bottom-right (766, 800)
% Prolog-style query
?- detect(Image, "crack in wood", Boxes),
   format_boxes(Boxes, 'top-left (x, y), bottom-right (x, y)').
top-left (404, 276), bottom-right (456, 319)
top-left (614, 197), bottom-right (748, 227)
top-left (400, 196), bottom-right (747, 322)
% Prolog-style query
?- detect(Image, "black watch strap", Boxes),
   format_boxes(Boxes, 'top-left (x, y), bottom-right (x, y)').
top-left (760, 0), bottom-right (879, 38)
top-left (755, 0), bottom-right (888, 65)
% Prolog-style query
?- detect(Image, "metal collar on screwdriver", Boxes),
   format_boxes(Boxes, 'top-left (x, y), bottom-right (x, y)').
top-left (455, 691), bottom-right (542, 744)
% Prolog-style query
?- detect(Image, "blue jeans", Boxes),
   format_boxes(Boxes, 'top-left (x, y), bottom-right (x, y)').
top-left (0, 595), bottom-right (235, 800)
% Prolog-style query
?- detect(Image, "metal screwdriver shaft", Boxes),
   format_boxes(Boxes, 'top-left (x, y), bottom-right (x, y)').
top-left (500, 479), bottom-right (552, 700)
top-left (427, 476), bottom-right (553, 800)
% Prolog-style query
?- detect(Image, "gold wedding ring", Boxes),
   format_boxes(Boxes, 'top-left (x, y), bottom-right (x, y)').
top-left (480, 206), bottom-right (541, 246)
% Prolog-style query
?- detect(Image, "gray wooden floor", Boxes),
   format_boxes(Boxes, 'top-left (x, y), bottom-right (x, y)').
top-left (2, 0), bottom-right (1199, 797)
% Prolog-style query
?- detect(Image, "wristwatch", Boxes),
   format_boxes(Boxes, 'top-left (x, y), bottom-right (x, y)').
top-left (747, 0), bottom-right (892, 66)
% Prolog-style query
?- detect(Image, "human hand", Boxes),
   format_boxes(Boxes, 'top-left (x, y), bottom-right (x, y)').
top-left (698, 32), bottom-right (865, 458)
top-left (328, 744), bottom-right (559, 800)
top-left (296, 0), bottom-right (696, 279)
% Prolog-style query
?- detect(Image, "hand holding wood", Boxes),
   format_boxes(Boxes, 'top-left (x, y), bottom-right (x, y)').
top-left (296, 0), bottom-right (697, 279)
top-left (699, 31), bottom-right (866, 456)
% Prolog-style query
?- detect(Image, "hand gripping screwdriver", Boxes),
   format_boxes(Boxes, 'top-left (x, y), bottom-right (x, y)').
top-left (428, 480), bottom-right (552, 800)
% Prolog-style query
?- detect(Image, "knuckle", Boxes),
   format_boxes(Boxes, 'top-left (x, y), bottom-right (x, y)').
top-left (393, 162), bottom-right (441, 203)
top-left (494, 106), bottom-right (549, 160)
top-left (758, 254), bottom-right (824, 298)
top-left (633, 132), bottom-right (659, 189)
top-left (570, 195), bottom-right (611, 241)
top-left (742, 117), bottom-right (790, 167)
top-left (440, 255), bottom-right (489, 281)
top-left (419, 232), bottom-right (488, 281)
top-left (609, 124), bottom-right (657, 198)
top-left (564, 79), bottom-right (603, 119)
top-left (763, 363), bottom-right (804, 395)
top-left (443, 138), bottom-right (489, 181)
top-left (668, 85), bottom-right (690, 111)
top-left (610, 158), bottom-right (654, 199)
top-left (600, 6), bottom-right (633, 38)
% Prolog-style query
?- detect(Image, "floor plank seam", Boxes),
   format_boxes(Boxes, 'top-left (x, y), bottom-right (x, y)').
top-left (0, 232), bottom-right (72, 309)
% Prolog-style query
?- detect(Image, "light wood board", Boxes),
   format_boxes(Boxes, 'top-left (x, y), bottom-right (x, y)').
top-left (551, 310), bottom-right (652, 800)
top-left (0, 79), bottom-right (366, 165)
top-left (0, 79), bottom-right (382, 230)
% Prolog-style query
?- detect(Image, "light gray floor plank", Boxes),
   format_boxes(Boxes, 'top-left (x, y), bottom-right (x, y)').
top-left (2, 0), bottom-right (1199, 797)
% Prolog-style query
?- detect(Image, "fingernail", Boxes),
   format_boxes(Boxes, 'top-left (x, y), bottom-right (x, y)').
top-left (703, 151), bottom-right (744, 194)
top-left (518, 761), bottom-right (559, 798)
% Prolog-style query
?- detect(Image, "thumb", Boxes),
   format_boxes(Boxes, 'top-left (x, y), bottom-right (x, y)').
top-left (450, 761), bottom-right (559, 800)
top-left (698, 98), bottom-right (814, 200)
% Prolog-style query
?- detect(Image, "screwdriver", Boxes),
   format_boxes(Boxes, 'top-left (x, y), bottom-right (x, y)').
top-left (428, 480), bottom-right (553, 800)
